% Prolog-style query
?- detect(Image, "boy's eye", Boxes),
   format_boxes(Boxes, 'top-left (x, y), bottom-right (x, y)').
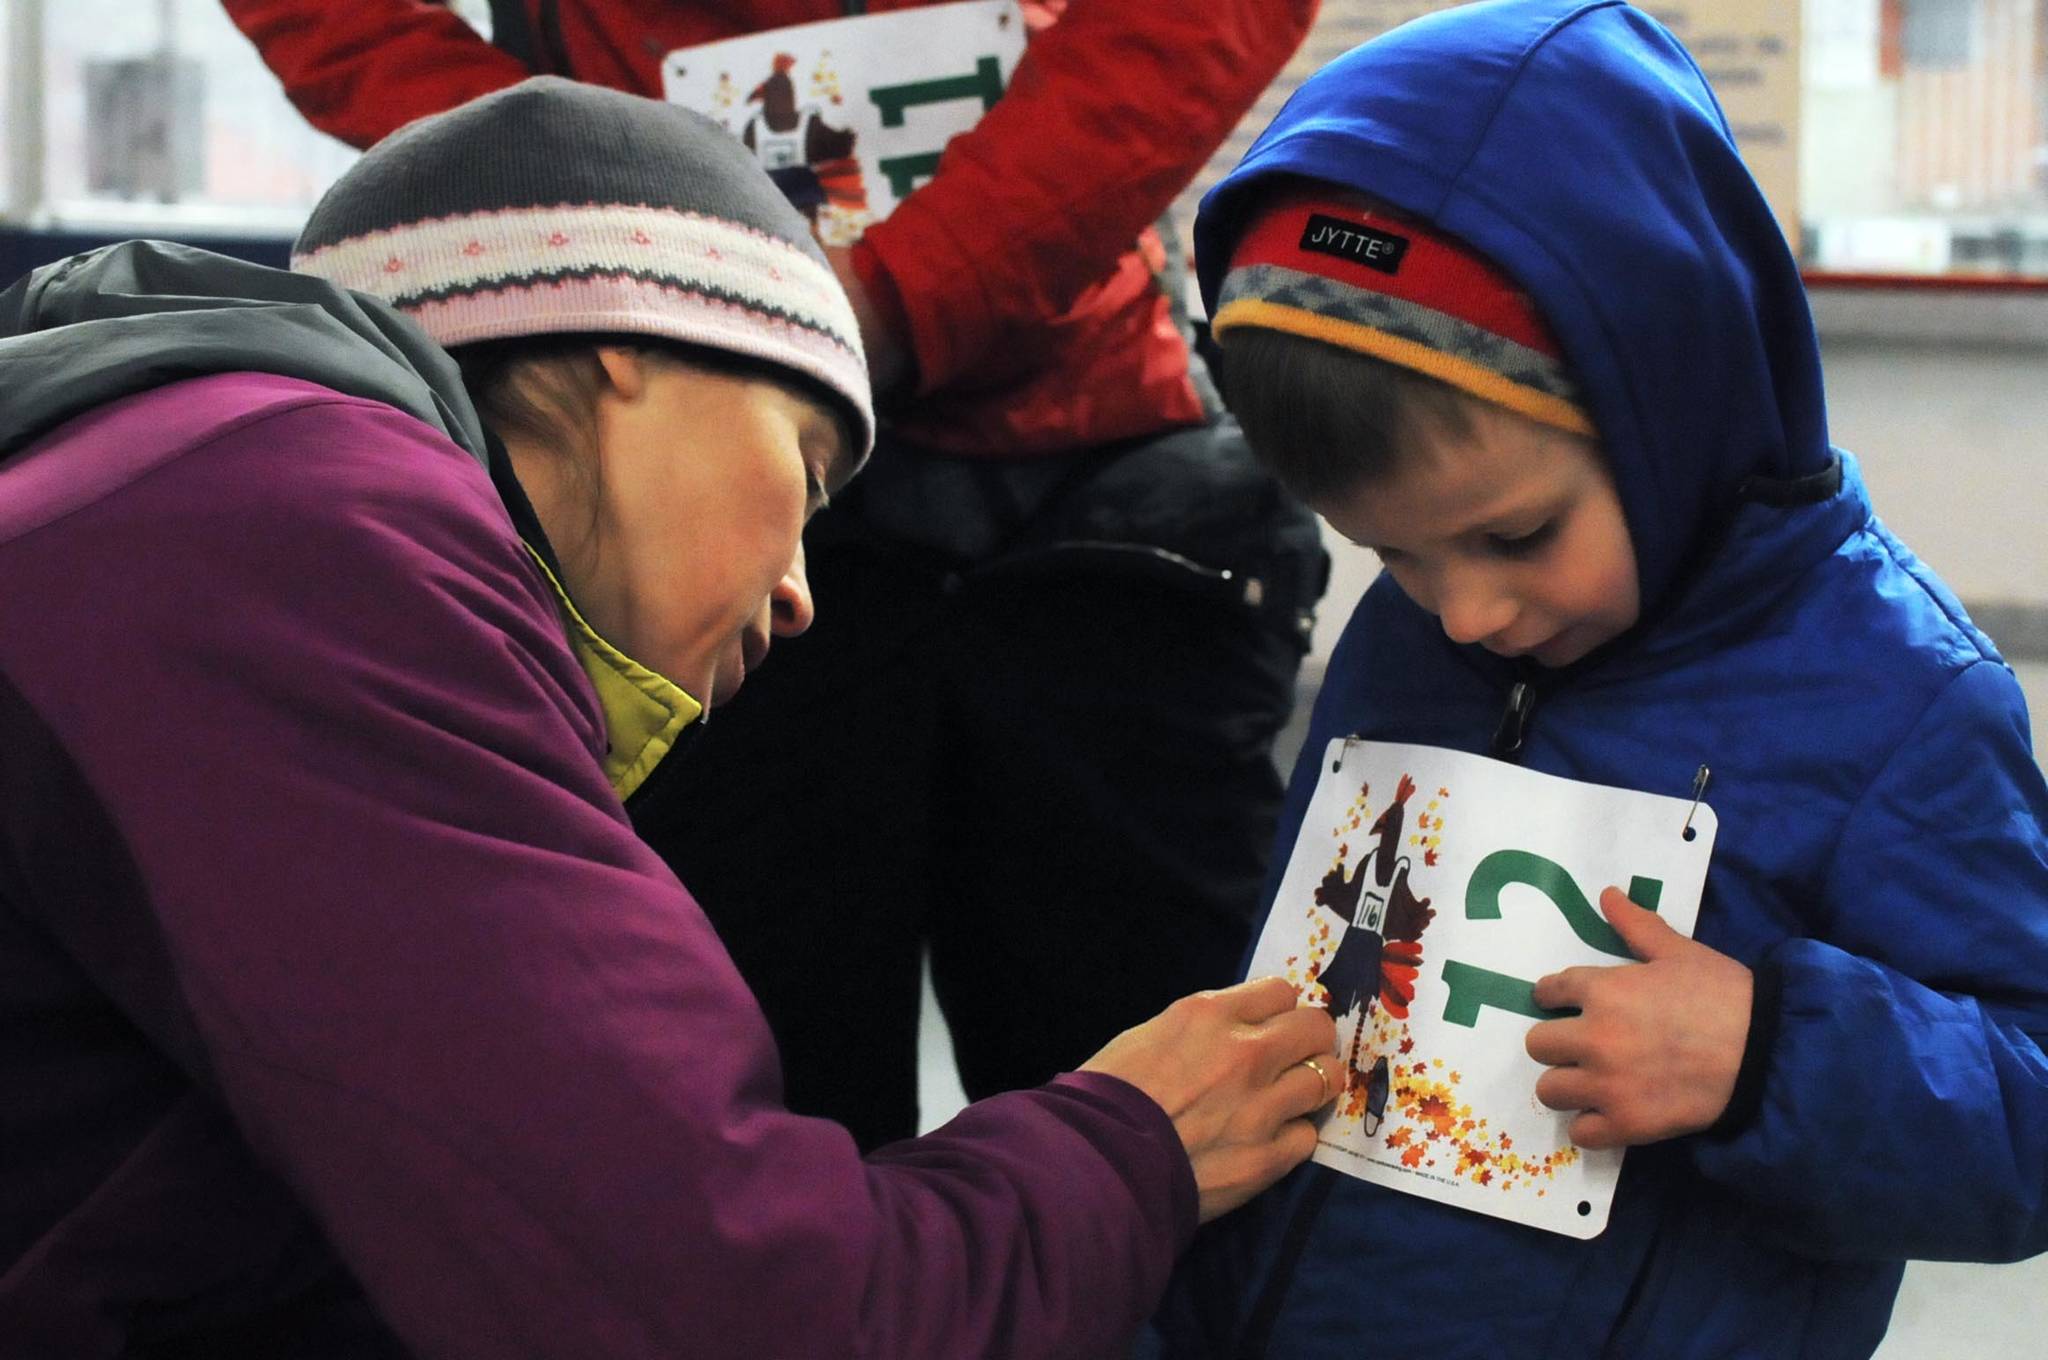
top-left (1486, 521), bottom-right (1558, 558)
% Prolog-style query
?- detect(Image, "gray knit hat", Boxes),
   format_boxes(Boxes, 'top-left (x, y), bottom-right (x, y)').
top-left (292, 76), bottom-right (873, 456)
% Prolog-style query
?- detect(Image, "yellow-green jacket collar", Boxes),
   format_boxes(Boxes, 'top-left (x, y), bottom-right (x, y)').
top-left (484, 430), bottom-right (701, 799)
top-left (526, 548), bottom-right (702, 800)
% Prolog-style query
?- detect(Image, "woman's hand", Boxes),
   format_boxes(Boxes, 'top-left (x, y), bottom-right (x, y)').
top-left (1081, 976), bottom-right (1338, 1223)
top-left (1526, 886), bottom-right (1753, 1148)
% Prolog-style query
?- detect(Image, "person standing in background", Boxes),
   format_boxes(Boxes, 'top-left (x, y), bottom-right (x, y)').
top-left (223, 0), bottom-right (1329, 1150)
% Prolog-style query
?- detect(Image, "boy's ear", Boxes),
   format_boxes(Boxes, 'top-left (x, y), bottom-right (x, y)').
top-left (593, 346), bottom-right (649, 402)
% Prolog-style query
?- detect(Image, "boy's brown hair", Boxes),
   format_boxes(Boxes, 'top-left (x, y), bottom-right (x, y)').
top-left (1217, 326), bottom-right (1478, 505)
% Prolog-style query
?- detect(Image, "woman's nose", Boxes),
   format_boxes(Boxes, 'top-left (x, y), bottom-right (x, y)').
top-left (770, 544), bottom-right (816, 637)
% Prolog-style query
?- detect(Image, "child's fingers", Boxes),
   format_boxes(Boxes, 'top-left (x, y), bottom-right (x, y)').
top-left (1534, 1064), bottom-right (1599, 1114)
top-left (1531, 965), bottom-right (1602, 1011)
top-left (1568, 1111), bottom-right (1624, 1150)
top-left (1599, 885), bottom-right (1687, 962)
top-left (1525, 1014), bottom-right (1591, 1067)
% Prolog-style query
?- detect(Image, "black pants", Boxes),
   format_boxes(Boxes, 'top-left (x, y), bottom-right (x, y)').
top-left (628, 423), bottom-right (1321, 1150)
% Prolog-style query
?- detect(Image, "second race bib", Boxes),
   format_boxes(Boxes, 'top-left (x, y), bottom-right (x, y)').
top-left (661, 1), bottom-right (1028, 245)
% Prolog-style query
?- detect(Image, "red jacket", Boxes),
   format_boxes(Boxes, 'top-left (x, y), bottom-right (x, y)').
top-left (223, 0), bottom-right (1318, 456)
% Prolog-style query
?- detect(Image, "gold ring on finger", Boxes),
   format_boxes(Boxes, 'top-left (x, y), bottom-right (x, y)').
top-left (1301, 1056), bottom-right (1331, 1103)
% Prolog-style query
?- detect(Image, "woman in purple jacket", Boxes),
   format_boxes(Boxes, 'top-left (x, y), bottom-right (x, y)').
top-left (0, 79), bottom-right (1336, 1359)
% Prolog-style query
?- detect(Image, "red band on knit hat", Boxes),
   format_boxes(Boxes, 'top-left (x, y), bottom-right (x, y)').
top-left (1225, 189), bottom-right (1562, 357)
top-left (1213, 187), bottom-right (1593, 437)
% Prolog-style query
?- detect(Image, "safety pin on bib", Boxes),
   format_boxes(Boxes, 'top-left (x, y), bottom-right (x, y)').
top-left (1682, 765), bottom-right (1711, 842)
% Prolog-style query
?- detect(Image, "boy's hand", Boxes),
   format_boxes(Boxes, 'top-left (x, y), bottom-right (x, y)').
top-left (1525, 886), bottom-right (1752, 1149)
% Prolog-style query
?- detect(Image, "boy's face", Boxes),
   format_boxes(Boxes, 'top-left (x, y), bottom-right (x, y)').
top-left (1314, 401), bottom-right (1640, 669)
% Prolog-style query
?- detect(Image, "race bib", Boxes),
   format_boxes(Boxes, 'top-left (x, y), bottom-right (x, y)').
top-left (1249, 739), bottom-right (1718, 1238)
top-left (661, 1), bottom-right (1028, 245)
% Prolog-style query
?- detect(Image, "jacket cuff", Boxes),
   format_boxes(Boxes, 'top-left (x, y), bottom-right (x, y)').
top-left (857, 200), bottom-right (996, 399)
top-left (1048, 1070), bottom-right (1201, 1247)
top-left (1705, 952), bottom-right (1784, 1139)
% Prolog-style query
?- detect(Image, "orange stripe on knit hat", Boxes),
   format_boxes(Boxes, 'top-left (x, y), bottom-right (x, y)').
top-left (1213, 189), bottom-right (1595, 438)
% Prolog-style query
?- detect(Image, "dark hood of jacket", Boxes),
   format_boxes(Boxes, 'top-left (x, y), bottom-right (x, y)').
top-left (0, 239), bottom-right (485, 465)
top-left (1195, 0), bottom-right (1831, 621)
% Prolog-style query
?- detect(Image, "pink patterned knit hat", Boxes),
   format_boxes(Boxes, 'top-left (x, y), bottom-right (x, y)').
top-left (291, 76), bottom-right (874, 456)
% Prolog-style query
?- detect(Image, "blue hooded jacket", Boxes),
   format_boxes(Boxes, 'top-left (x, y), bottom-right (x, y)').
top-left (1164, 3), bottom-right (2048, 1356)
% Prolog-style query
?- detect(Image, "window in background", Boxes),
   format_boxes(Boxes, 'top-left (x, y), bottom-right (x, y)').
top-left (6, 0), bottom-right (491, 235)
top-left (5, 0), bottom-right (2048, 278)
top-left (1808, 0), bottom-right (2048, 274)
top-left (22, 0), bottom-right (347, 233)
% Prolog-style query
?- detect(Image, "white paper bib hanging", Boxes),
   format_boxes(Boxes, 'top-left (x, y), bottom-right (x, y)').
top-left (1249, 738), bottom-right (1718, 1238)
top-left (661, 1), bottom-right (1028, 245)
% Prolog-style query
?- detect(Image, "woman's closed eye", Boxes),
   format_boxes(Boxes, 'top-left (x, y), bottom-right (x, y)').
top-left (802, 454), bottom-right (834, 515)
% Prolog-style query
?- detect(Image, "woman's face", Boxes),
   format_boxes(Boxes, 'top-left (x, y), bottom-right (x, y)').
top-left (533, 348), bottom-right (857, 708)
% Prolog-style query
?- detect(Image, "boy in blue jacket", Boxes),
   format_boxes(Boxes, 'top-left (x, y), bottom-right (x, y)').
top-left (1155, 2), bottom-right (2048, 1356)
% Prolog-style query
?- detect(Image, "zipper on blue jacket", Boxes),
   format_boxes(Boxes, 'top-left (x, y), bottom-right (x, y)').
top-left (1491, 677), bottom-right (1536, 759)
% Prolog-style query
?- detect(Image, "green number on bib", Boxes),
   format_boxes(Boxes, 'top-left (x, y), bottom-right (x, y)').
top-left (1440, 959), bottom-right (1553, 1026)
top-left (877, 152), bottom-right (942, 197)
top-left (1440, 851), bottom-right (1664, 1028)
top-left (868, 57), bottom-right (1005, 127)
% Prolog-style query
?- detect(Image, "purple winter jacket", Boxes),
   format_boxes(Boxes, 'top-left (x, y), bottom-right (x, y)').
top-left (0, 370), bottom-right (1195, 1357)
